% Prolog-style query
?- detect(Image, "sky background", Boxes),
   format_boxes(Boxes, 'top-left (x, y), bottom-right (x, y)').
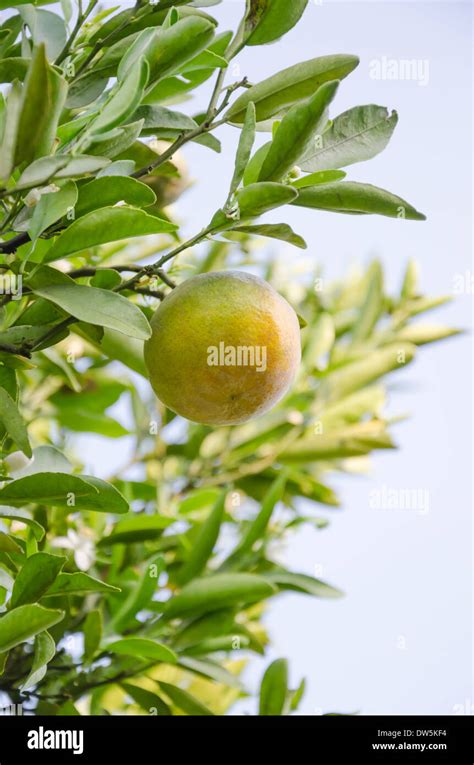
top-left (71, 1), bottom-right (472, 715)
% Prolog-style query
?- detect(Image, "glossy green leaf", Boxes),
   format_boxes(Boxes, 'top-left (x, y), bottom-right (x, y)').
top-left (166, 573), bottom-right (277, 618)
top-left (90, 58), bottom-right (149, 134)
top-left (45, 572), bottom-right (121, 597)
top-left (0, 472), bottom-right (98, 507)
top-left (28, 181), bottom-right (78, 241)
top-left (229, 102), bottom-right (256, 197)
top-left (0, 510), bottom-right (45, 541)
top-left (231, 472), bottom-right (287, 560)
top-left (351, 261), bottom-right (384, 343)
top-left (0, 386), bottom-right (32, 457)
top-left (106, 638), bottom-right (177, 663)
top-left (11, 552), bottom-right (65, 608)
top-left (83, 610), bottom-right (102, 663)
top-left (75, 177), bottom-right (156, 217)
top-left (43, 206), bottom-right (176, 261)
top-left (16, 155), bottom-right (110, 188)
top-left (266, 571), bottom-right (343, 598)
top-left (20, 630), bottom-right (55, 690)
top-left (121, 683), bottom-right (171, 715)
top-left (292, 169), bottom-right (346, 188)
top-left (0, 604), bottom-right (64, 653)
top-left (259, 658), bottom-right (288, 715)
top-left (0, 81), bottom-right (22, 181)
top-left (98, 515), bottom-right (173, 547)
top-left (157, 681), bottom-right (214, 716)
top-left (258, 80), bottom-right (339, 182)
top-left (230, 222), bottom-right (307, 249)
top-left (177, 491), bottom-right (226, 585)
top-left (110, 554), bottom-right (164, 632)
top-left (19, 7), bottom-right (67, 60)
top-left (14, 44), bottom-right (67, 167)
top-left (0, 58), bottom-right (29, 83)
top-left (300, 105), bottom-right (398, 172)
top-left (292, 181), bottom-right (426, 220)
top-left (244, 0), bottom-right (309, 47)
top-left (225, 54), bottom-right (359, 123)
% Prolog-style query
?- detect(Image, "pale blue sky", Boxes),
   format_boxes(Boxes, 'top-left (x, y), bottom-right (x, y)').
top-left (71, 1), bottom-right (472, 714)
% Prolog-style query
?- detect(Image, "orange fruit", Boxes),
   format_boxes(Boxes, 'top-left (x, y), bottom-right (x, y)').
top-left (144, 271), bottom-right (301, 425)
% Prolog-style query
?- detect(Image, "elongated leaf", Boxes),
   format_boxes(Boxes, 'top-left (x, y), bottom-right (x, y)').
top-left (226, 54), bottom-right (359, 123)
top-left (32, 283), bottom-right (151, 341)
top-left (83, 610), bottom-right (102, 663)
top-left (166, 573), bottom-right (277, 618)
top-left (300, 105), bottom-right (398, 172)
top-left (14, 44), bottom-right (67, 167)
top-left (244, 0), bottom-right (309, 47)
top-left (44, 206), bottom-right (177, 261)
top-left (258, 80), bottom-right (339, 182)
top-left (0, 532), bottom-right (22, 554)
top-left (106, 638), bottom-right (177, 663)
top-left (45, 572), bottom-right (120, 596)
top-left (229, 102), bottom-right (256, 197)
top-left (11, 552), bottom-right (65, 608)
top-left (325, 342), bottom-right (417, 399)
top-left (29, 181), bottom-right (78, 241)
top-left (178, 656), bottom-right (245, 690)
top-left (0, 81), bottom-right (22, 181)
top-left (20, 630), bottom-right (55, 690)
top-left (393, 323), bottom-right (461, 346)
top-left (132, 105), bottom-right (197, 135)
top-left (0, 604), bottom-right (64, 653)
top-left (75, 177), bottom-right (156, 218)
top-left (266, 571), bottom-right (343, 598)
top-left (121, 683), bottom-right (171, 715)
top-left (0, 58), bottom-right (29, 83)
top-left (259, 658), bottom-right (288, 715)
top-left (0, 472), bottom-right (98, 507)
top-left (351, 261), bottom-right (384, 343)
top-left (17, 155), bottom-right (110, 188)
top-left (0, 510), bottom-right (45, 541)
top-left (98, 515), bottom-right (173, 547)
top-left (177, 491), bottom-right (226, 585)
top-left (0, 387), bottom-right (32, 457)
top-left (19, 7), bottom-right (67, 60)
top-left (292, 169), bottom-right (346, 188)
top-left (90, 58), bottom-right (149, 134)
top-left (230, 222), bottom-right (307, 249)
top-left (110, 554), bottom-right (165, 632)
top-left (157, 681), bottom-right (214, 716)
top-left (231, 472), bottom-right (287, 562)
top-left (119, 17), bottom-right (216, 84)
top-left (292, 181), bottom-right (426, 220)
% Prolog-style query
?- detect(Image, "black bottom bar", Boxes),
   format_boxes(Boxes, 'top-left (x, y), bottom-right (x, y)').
top-left (0, 714), bottom-right (472, 762)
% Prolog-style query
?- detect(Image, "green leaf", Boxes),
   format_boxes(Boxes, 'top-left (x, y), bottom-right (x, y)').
top-left (121, 683), bottom-right (171, 715)
top-left (110, 555), bottom-right (164, 632)
top-left (225, 54), bottom-right (359, 123)
top-left (0, 58), bottom-right (29, 83)
top-left (229, 223), bottom-right (307, 249)
top-left (16, 155), bottom-right (111, 188)
top-left (266, 571), bottom-right (343, 598)
top-left (14, 44), bottom-right (67, 167)
top-left (259, 658), bottom-right (288, 715)
top-left (90, 58), bottom-right (149, 134)
top-left (166, 573), bottom-right (277, 618)
top-left (11, 552), bottom-right (65, 608)
top-left (244, 0), bottom-right (309, 47)
top-left (88, 120), bottom-right (145, 159)
top-left (31, 282), bottom-right (151, 341)
top-left (0, 532), bottom-right (22, 554)
top-left (98, 515), bottom-right (173, 546)
top-left (292, 169), bottom-right (346, 188)
top-left (237, 472), bottom-right (287, 556)
top-left (0, 81), bottom-right (22, 181)
top-left (106, 638), bottom-right (177, 663)
top-left (0, 472), bottom-right (98, 507)
top-left (393, 323), bottom-right (461, 346)
top-left (19, 7), bottom-right (67, 60)
top-left (325, 342), bottom-right (417, 399)
top-left (45, 573), bottom-right (120, 597)
top-left (75, 177), bottom-right (156, 218)
top-left (157, 681), bottom-right (214, 716)
top-left (0, 510), bottom-right (45, 541)
top-left (0, 386), bottom-right (32, 457)
top-left (178, 656), bottom-right (245, 690)
top-left (83, 610), bottom-right (102, 663)
top-left (43, 206), bottom-right (177, 261)
top-left (20, 630), bottom-right (55, 690)
top-left (0, 604), bottom-right (64, 653)
top-left (351, 261), bottom-right (384, 343)
top-left (28, 181), bottom-right (78, 241)
top-left (258, 80), bottom-right (339, 182)
top-left (132, 105), bottom-right (197, 136)
top-left (69, 476), bottom-right (129, 514)
top-left (213, 182), bottom-right (298, 231)
top-left (229, 102), bottom-right (256, 197)
top-left (300, 105), bottom-right (398, 172)
top-left (177, 491), bottom-right (226, 585)
top-left (119, 17), bottom-right (216, 84)
top-left (292, 181), bottom-right (426, 220)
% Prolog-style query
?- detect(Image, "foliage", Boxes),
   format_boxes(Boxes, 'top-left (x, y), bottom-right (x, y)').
top-left (0, 0), bottom-right (455, 715)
